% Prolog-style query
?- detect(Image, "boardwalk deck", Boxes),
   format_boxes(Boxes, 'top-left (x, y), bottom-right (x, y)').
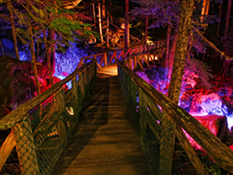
top-left (53, 64), bottom-right (151, 175)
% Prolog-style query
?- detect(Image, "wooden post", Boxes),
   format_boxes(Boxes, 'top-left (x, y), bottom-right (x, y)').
top-left (134, 56), bottom-right (137, 70)
top-left (139, 90), bottom-right (147, 145)
top-left (13, 119), bottom-right (40, 174)
top-left (104, 52), bottom-right (107, 67)
top-left (98, 2), bottom-right (104, 44)
top-left (72, 77), bottom-right (78, 115)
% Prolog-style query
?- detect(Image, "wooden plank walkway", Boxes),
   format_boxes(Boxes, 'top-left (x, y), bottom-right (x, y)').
top-left (53, 64), bottom-right (151, 175)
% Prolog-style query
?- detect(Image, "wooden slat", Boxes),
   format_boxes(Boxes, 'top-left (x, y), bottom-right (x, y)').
top-left (0, 130), bottom-right (16, 171)
top-left (137, 60), bottom-right (143, 69)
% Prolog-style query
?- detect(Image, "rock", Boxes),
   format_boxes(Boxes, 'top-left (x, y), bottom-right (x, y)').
top-left (1, 39), bottom-right (14, 50)
top-left (185, 114), bottom-right (229, 149)
top-left (199, 93), bottom-right (223, 115)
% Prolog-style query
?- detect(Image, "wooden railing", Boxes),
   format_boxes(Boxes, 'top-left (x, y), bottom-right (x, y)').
top-left (77, 40), bottom-right (165, 70)
top-left (117, 59), bottom-right (233, 174)
top-left (0, 40), bottom-right (165, 175)
top-left (0, 60), bottom-right (97, 174)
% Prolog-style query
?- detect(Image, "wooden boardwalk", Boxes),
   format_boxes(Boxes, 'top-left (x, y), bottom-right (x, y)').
top-left (53, 64), bottom-right (151, 175)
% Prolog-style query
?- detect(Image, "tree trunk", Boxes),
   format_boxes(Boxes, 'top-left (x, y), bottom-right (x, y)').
top-left (201, 0), bottom-right (210, 23)
top-left (109, 0), bottom-right (113, 22)
top-left (224, 0), bottom-right (232, 36)
top-left (7, 2), bottom-right (20, 60)
top-left (144, 16), bottom-right (149, 44)
top-left (125, 0), bottom-right (130, 48)
top-left (48, 29), bottom-right (56, 77)
top-left (168, 30), bottom-right (178, 80)
top-left (217, 2), bottom-right (223, 35)
top-left (168, 0), bottom-right (193, 103)
top-left (98, 2), bottom-right (104, 44)
top-left (92, 2), bottom-right (96, 26)
top-left (168, 0), bottom-right (209, 174)
top-left (166, 23), bottom-right (171, 71)
top-left (106, 11), bottom-right (110, 47)
top-left (102, 0), bottom-right (106, 19)
top-left (43, 28), bottom-right (53, 85)
top-left (28, 19), bottom-right (40, 95)
top-left (224, 0), bottom-right (232, 52)
top-left (221, 0), bottom-right (232, 77)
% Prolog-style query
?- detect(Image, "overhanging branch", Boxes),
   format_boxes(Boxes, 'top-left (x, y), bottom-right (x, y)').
top-left (192, 25), bottom-right (233, 61)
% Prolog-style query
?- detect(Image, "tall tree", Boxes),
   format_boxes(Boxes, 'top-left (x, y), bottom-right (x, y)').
top-left (217, 1), bottom-right (223, 35)
top-left (168, 1), bottom-right (209, 174)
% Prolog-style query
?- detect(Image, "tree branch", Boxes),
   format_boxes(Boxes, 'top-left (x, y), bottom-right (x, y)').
top-left (192, 25), bottom-right (233, 60)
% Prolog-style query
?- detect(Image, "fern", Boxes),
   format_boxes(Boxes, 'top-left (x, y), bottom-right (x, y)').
top-left (186, 58), bottom-right (213, 89)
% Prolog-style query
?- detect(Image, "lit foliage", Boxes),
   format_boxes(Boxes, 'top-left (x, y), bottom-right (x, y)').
top-left (0, 0), bottom-right (99, 56)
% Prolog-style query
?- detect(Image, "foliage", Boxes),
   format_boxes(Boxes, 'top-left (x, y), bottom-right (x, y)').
top-left (0, 0), bottom-right (99, 55)
top-left (173, 142), bottom-right (221, 175)
top-left (185, 57), bottom-right (213, 89)
top-left (130, 0), bottom-right (179, 28)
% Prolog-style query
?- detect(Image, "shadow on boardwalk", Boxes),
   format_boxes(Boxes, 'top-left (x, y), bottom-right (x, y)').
top-left (53, 65), bottom-right (151, 175)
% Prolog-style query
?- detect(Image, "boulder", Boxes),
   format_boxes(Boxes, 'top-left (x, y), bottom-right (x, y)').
top-left (185, 114), bottom-right (229, 149)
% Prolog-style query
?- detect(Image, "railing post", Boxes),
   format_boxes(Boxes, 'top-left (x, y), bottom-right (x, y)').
top-left (138, 90), bottom-right (147, 144)
top-left (72, 77), bottom-right (79, 116)
top-left (13, 118), bottom-right (40, 174)
top-left (104, 52), bottom-right (107, 67)
top-left (134, 56), bottom-right (137, 70)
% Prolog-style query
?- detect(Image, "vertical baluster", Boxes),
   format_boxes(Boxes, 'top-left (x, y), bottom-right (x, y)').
top-left (138, 90), bottom-right (147, 145)
top-left (72, 77), bottom-right (78, 116)
top-left (104, 52), bottom-right (107, 67)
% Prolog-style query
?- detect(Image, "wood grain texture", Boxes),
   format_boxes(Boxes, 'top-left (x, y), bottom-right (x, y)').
top-left (53, 65), bottom-right (151, 175)
top-left (0, 130), bottom-right (16, 171)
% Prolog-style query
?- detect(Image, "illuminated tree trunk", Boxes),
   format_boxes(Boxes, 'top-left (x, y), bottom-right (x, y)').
top-left (168, 31), bottom-right (178, 80)
top-left (92, 2), bottom-right (96, 26)
top-left (200, 0), bottom-right (210, 23)
top-left (102, 0), bottom-right (106, 19)
top-left (168, 0), bottom-right (209, 174)
top-left (217, 2), bottom-right (223, 35)
top-left (125, 0), bottom-right (130, 48)
top-left (98, 2), bottom-right (104, 44)
top-left (6, 2), bottom-right (20, 60)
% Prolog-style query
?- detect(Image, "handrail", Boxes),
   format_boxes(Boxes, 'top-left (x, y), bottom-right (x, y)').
top-left (117, 59), bottom-right (233, 174)
top-left (77, 40), bottom-right (165, 70)
top-left (0, 39), bottom-right (166, 130)
top-left (0, 40), bottom-right (165, 175)
top-left (0, 60), bottom-right (96, 130)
